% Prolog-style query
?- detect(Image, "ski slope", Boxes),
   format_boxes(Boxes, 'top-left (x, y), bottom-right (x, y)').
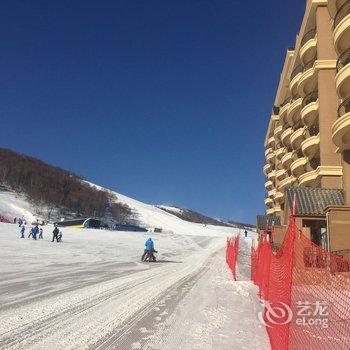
top-left (0, 188), bottom-right (36, 223)
top-left (0, 185), bottom-right (267, 349)
top-left (0, 222), bottom-right (267, 350)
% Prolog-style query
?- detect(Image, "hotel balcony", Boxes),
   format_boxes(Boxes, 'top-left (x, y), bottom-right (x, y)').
top-left (281, 127), bottom-right (293, 147)
top-left (300, 28), bottom-right (317, 64)
top-left (267, 170), bottom-right (276, 181)
top-left (275, 191), bottom-right (284, 203)
top-left (290, 126), bottom-right (307, 150)
top-left (336, 47), bottom-right (350, 99)
top-left (280, 96), bottom-right (292, 125)
top-left (301, 125), bottom-right (320, 157)
top-left (299, 165), bottom-right (343, 187)
top-left (275, 147), bottom-right (285, 160)
top-left (290, 65), bottom-right (303, 94)
top-left (266, 208), bottom-right (275, 216)
top-left (266, 150), bottom-right (275, 164)
top-left (333, 0), bottom-right (350, 54)
top-left (265, 180), bottom-right (274, 190)
top-left (279, 97), bottom-right (292, 124)
top-left (279, 175), bottom-right (296, 190)
top-left (299, 169), bottom-right (318, 187)
top-left (266, 205), bottom-right (282, 216)
top-left (274, 124), bottom-right (283, 140)
top-left (265, 197), bottom-right (273, 207)
top-left (332, 97), bottom-right (350, 149)
top-left (298, 55), bottom-right (317, 97)
top-left (291, 156), bottom-right (308, 177)
top-left (268, 188), bottom-right (277, 198)
top-left (301, 91), bottom-right (319, 127)
top-left (328, 0), bottom-right (347, 18)
top-left (298, 158), bottom-right (320, 187)
top-left (265, 147), bottom-right (273, 158)
top-left (267, 136), bottom-right (275, 148)
top-left (286, 94), bottom-right (302, 125)
top-left (276, 169), bottom-right (286, 181)
top-left (281, 151), bottom-right (294, 169)
top-left (274, 205), bottom-right (282, 214)
top-left (263, 163), bottom-right (271, 176)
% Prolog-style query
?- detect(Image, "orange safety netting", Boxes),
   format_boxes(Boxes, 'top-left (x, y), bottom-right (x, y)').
top-left (252, 218), bottom-right (350, 350)
top-left (226, 235), bottom-right (240, 281)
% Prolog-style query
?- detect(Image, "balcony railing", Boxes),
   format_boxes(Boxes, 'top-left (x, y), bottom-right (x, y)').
top-left (338, 97), bottom-right (350, 118)
top-left (303, 55), bottom-right (317, 72)
top-left (334, 0), bottom-right (350, 28)
top-left (337, 47), bottom-right (350, 72)
top-left (302, 91), bottom-right (318, 108)
top-left (291, 65), bottom-right (303, 80)
top-left (301, 28), bottom-right (317, 47)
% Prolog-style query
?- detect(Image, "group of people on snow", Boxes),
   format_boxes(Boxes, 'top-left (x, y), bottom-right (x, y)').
top-left (18, 220), bottom-right (62, 242)
top-left (15, 216), bottom-right (159, 258)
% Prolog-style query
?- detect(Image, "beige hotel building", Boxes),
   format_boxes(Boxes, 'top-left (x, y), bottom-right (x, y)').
top-left (262, 0), bottom-right (350, 252)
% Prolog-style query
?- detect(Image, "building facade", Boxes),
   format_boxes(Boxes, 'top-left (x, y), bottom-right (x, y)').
top-left (262, 0), bottom-right (350, 251)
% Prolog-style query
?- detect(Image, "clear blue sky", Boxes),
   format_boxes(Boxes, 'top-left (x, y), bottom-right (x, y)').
top-left (1, 0), bottom-right (306, 223)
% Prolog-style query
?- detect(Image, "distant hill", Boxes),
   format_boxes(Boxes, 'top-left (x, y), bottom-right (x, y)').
top-left (0, 148), bottom-right (134, 223)
top-left (157, 205), bottom-right (231, 227)
top-left (228, 220), bottom-right (256, 231)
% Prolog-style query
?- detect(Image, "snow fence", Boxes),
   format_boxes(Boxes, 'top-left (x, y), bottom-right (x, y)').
top-left (251, 218), bottom-right (350, 350)
top-left (226, 235), bottom-right (240, 281)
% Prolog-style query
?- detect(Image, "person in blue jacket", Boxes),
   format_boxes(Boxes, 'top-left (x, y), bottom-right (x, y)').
top-left (32, 225), bottom-right (39, 240)
top-left (20, 224), bottom-right (25, 238)
top-left (141, 238), bottom-right (157, 262)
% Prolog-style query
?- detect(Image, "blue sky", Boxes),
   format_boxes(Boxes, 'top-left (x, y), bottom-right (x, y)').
top-left (1, 0), bottom-right (306, 223)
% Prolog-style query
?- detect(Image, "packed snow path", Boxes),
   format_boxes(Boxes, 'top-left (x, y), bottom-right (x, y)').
top-left (112, 239), bottom-right (269, 350)
top-left (0, 223), bottom-right (268, 349)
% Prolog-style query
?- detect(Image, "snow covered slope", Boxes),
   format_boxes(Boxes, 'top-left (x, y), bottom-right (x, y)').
top-left (0, 223), bottom-right (267, 350)
top-left (110, 190), bottom-right (234, 236)
top-left (0, 184), bottom-right (246, 237)
top-left (0, 187), bottom-right (36, 222)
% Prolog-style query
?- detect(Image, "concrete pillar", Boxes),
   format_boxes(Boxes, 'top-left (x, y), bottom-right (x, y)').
top-left (316, 6), bottom-right (342, 188)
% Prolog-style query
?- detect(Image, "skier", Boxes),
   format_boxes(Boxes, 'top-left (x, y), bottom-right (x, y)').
top-left (28, 228), bottom-right (33, 239)
top-left (32, 225), bottom-right (39, 240)
top-left (52, 225), bottom-right (59, 242)
top-left (244, 230), bottom-right (248, 238)
top-left (141, 238), bottom-right (157, 262)
top-left (20, 224), bottom-right (25, 238)
top-left (39, 227), bottom-right (43, 239)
